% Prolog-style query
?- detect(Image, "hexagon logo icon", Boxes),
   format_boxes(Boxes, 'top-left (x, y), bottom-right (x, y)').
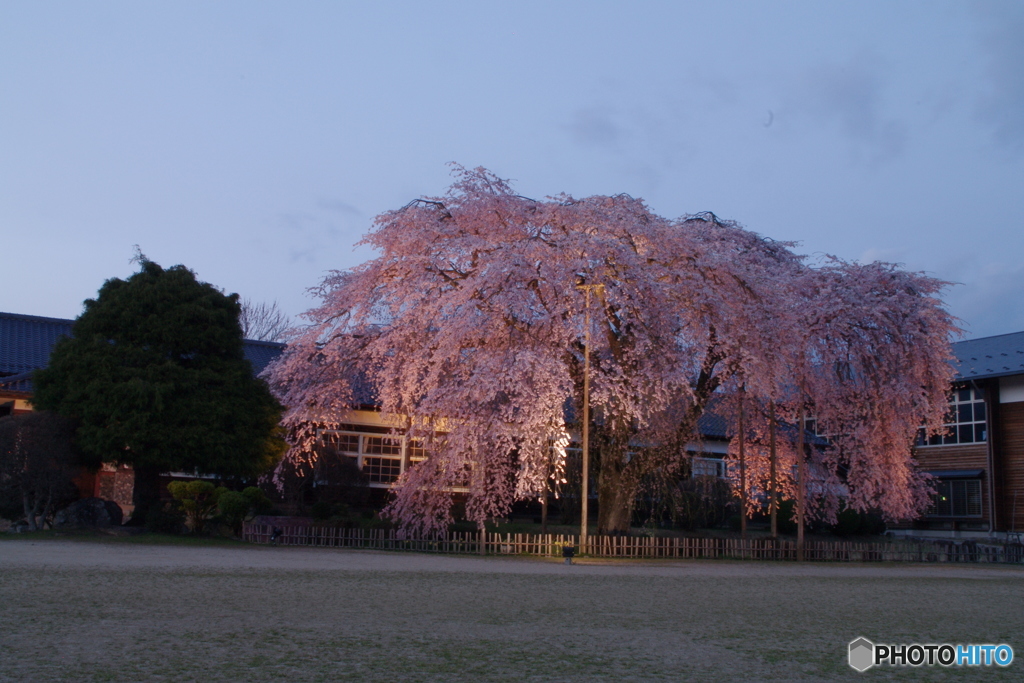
top-left (849, 637), bottom-right (875, 672)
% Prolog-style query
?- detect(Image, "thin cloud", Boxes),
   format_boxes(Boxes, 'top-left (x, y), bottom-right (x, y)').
top-left (318, 198), bottom-right (363, 217)
top-left (941, 262), bottom-right (1024, 338)
top-left (858, 246), bottom-right (910, 266)
top-left (797, 54), bottom-right (908, 164)
top-left (565, 107), bottom-right (622, 147)
top-left (974, 1), bottom-right (1024, 154)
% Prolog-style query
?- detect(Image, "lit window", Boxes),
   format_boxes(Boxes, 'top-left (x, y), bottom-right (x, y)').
top-left (692, 457), bottom-right (727, 478)
top-left (928, 479), bottom-right (982, 517)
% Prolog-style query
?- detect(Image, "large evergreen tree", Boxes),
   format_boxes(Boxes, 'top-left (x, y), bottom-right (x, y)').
top-left (34, 258), bottom-right (286, 518)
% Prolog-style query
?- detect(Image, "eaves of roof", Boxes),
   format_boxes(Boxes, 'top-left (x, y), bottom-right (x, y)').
top-left (0, 370), bottom-right (35, 396)
top-left (951, 330), bottom-right (1024, 381)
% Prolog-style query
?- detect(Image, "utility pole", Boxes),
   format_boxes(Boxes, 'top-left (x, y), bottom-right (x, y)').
top-left (739, 389), bottom-right (747, 540)
top-left (797, 405), bottom-right (806, 561)
top-left (769, 400), bottom-right (778, 540)
top-left (577, 283), bottom-right (603, 554)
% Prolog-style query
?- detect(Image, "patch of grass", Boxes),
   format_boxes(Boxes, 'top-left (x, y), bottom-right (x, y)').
top-left (0, 528), bottom-right (249, 547)
top-left (2, 545), bottom-right (1022, 681)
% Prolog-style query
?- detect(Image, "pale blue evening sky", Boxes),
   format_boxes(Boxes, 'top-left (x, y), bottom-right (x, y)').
top-left (2, 1), bottom-right (1022, 338)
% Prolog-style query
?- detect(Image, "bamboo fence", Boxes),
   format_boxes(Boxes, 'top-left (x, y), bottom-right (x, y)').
top-left (242, 524), bottom-right (1024, 564)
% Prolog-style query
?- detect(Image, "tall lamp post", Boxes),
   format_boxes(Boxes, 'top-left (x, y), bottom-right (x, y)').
top-left (577, 283), bottom-right (603, 554)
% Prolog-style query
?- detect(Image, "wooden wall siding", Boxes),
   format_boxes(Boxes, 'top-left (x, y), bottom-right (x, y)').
top-left (914, 444), bottom-right (988, 470)
top-left (997, 401), bottom-right (1024, 532)
top-left (908, 443), bottom-right (990, 526)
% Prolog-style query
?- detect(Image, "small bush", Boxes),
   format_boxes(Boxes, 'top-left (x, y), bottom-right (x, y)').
top-left (167, 480), bottom-right (226, 534)
top-left (366, 514), bottom-right (394, 531)
top-left (146, 503), bottom-right (186, 534)
top-left (218, 486), bottom-right (274, 536)
top-left (242, 486), bottom-right (272, 515)
top-left (311, 501), bottom-right (333, 521)
top-left (832, 508), bottom-right (862, 537)
top-left (776, 500), bottom-right (798, 535)
top-left (832, 507), bottom-right (886, 537)
top-left (861, 511), bottom-right (887, 535)
top-left (217, 492), bottom-right (250, 536)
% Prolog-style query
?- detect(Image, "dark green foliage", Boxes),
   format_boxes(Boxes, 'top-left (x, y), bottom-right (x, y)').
top-left (242, 486), bottom-right (271, 513)
top-left (832, 507), bottom-right (862, 536)
top-left (217, 491), bottom-right (251, 529)
top-left (218, 486), bottom-right (271, 535)
top-left (33, 260), bottom-right (287, 496)
top-left (832, 507), bottom-right (886, 537)
top-left (776, 499), bottom-right (798, 535)
top-left (167, 480), bottom-right (225, 533)
top-left (145, 503), bottom-right (186, 534)
top-left (637, 475), bottom-right (733, 532)
top-left (311, 501), bottom-right (333, 521)
top-left (860, 510), bottom-right (887, 535)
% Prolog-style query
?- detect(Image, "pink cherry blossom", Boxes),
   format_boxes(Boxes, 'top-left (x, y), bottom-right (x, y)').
top-left (266, 166), bottom-right (958, 535)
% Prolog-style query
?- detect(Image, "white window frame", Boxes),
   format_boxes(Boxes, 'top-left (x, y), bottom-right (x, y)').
top-left (917, 386), bottom-right (987, 447)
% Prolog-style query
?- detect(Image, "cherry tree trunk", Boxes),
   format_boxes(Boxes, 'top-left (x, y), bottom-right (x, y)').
top-left (130, 464), bottom-right (163, 526)
top-left (540, 472), bottom-right (549, 535)
top-left (596, 453), bottom-right (637, 534)
top-left (22, 491), bottom-right (42, 531)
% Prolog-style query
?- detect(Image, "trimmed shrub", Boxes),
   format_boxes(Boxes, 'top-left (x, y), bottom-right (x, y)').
top-left (146, 503), bottom-right (186, 534)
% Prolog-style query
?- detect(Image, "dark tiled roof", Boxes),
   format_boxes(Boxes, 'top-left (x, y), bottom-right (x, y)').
top-left (952, 331), bottom-right (1024, 381)
top-left (697, 409), bottom-right (729, 440)
top-left (243, 340), bottom-right (286, 376)
top-left (0, 311), bottom-right (286, 388)
top-left (697, 396), bottom-right (827, 446)
top-left (0, 312), bottom-right (73, 376)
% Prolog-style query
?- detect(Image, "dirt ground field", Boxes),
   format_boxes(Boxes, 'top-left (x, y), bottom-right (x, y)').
top-left (1, 539), bottom-right (1022, 682)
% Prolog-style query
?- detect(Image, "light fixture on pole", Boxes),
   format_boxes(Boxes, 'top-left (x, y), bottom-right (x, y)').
top-left (576, 282), bottom-right (603, 555)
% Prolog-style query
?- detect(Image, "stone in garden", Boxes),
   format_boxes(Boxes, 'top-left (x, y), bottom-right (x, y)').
top-left (54, 498), bottom-right (124, 529)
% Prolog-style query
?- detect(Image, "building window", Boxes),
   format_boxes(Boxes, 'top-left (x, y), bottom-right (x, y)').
top-left (362, 456), bottom-right (402, 483)
top-left (407, 439), bottom-right (428, 462)
top-left (803, 416), bottom-right (821, 436)
top-left (319, 428), bottom-right (457, 486)
top-left (321, 430), bottom-right (404, 484)
top-left (928, 479), bottom-right (982, 517)
top-left (325, 433), bottom-right (360, 454)
top-left (364, 436), bottom-right (402, 456)
top-left (692, 456), bottom-right (727, 478)
top-left (917, 386), bottom-right (987, 446)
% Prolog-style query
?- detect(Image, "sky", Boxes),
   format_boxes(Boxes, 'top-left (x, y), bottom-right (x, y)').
top-left (2, 1), bottom-right (1022, 339)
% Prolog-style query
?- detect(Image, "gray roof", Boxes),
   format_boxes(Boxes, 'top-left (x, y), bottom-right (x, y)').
top-left (0, 312), bottom-right (73, 376)
top-left (951, 331), bottom-right (1024, 381)
top-left (0, 311), bottom-right (284, 390)
top-left (242, 340), bottom-right (287, 376)
top-left (698, 395), bottom-right (828, 446)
